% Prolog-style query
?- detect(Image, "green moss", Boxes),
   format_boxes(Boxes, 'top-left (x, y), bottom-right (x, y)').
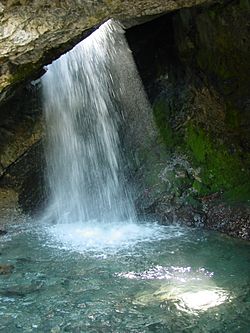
top-left (184, 194), bottom-right (202, 209)
top-left (186, 124), bottom-right (250, 201)
top-left (225, 104), bottom-right (240, 129)
top-left (149, 1), bottom-right (250, 206)
top-left (224, 184), bottom-right (250, 203)
top-left (153, 99), bottom-right (176, 148)
top-left (192, 180), bottom-right (204, 193)
top-left (186, 126), bottom-right (208, 163)
top-left (152, 101), bottom-right (250, 203)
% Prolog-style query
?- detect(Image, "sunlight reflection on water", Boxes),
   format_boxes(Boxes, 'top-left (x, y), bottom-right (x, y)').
top-left (125, 265), bottom-right (230, 313)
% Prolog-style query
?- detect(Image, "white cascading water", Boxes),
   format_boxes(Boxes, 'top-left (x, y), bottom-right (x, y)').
top-left (41, 19), bottom-right (181, 251)
top-left (42, 19), bottom-right (145, 226)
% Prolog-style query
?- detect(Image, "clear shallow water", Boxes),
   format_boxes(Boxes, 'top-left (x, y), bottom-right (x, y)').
top-left (0, 220), bottom-right (250, 332)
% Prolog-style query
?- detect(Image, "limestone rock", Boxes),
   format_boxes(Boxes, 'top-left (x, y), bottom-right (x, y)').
top-left (0, 0), bottom-right (213, 103)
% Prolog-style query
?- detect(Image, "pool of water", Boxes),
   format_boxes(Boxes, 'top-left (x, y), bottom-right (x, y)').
top-left (0, 219), bottom-right (250, 332)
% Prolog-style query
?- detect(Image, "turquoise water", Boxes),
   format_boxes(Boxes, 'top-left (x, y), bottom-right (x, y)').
top-left (0, 220), bottom-right (250, 332)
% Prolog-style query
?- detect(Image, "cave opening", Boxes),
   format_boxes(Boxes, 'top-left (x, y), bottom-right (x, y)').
top-left (0, 1), bottom-right (249, 238)
top-left (0, 2), bottom-right (250, 331)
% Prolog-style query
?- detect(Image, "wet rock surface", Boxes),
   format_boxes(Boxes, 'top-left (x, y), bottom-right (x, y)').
top-left (0, 82), bottom-right (43, 176)
top-left (0, 187), bottom-right (20, 224)
top-left (0, 0), bottom-right (213, 104)
top-left (0, 80), bottom-right (45, 216)
top-left (0, 139), bottom-right (46, 216)
top-left (203, 201), bottom-right (250, 240)
top-left (126, 0), bottom-right (250, 239)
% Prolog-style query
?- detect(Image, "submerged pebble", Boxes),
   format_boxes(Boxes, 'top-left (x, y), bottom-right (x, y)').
top-left (0, 263), bottom-right (14, 275)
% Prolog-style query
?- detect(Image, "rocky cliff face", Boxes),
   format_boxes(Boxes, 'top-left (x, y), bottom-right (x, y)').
top-left (0, 81), bottom-right (45, 215)
top-left (0, 83), bottom-right (42, 176)
top-left (126, 0), bottom-right (250, 239)
top-left (0, 0), bottom-right (212, 103)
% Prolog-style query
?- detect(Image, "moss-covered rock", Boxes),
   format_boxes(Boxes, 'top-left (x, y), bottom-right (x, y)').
top-left (153, 99), bottom-right (176, 149)
top-left (127, 0), bottom-right (250, 238)
top-left (186, 124), bottom-right (250, 200)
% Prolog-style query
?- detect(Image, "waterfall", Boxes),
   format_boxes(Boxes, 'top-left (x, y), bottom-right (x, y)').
top-left (41, 19), bottom-right (149, 225)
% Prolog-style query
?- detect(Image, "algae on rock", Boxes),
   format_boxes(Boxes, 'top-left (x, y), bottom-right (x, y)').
top-left (126, 0), bottom-right (250, 238)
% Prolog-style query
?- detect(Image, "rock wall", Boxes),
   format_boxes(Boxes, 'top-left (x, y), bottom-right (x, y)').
top-left (0, 81), bottom-right (45, 215)
top-left (0, 82), bottom-right (43, 176)
top-left (126, 0), bottom-right (250, 239)
top-left (0, 0), bottom-right (212, 103)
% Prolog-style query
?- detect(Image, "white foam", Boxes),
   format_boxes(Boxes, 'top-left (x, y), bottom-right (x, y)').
top-left (44, 222), bottom-right (185, 254)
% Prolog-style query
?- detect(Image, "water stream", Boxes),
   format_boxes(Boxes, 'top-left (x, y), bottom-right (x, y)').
top-left (0, 20), bottom-right (250, 333)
